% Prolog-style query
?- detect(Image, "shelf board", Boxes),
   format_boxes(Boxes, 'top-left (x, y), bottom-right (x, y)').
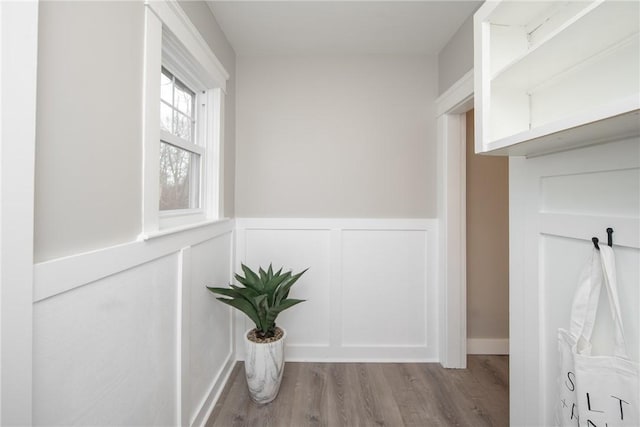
top-left (488, 1), bottom-right (571, 27)
top-left (491, 1), bottom-right (639, 90)
top-left (483, 96), bottom-right (640, 157)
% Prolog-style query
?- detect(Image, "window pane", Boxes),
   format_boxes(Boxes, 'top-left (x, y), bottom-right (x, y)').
top-left (161, 72), bottom-right (173, 104)
top-left (160, 68), bottom-right (196, 143)
top-left (174, 85), bottom-right (193, 117)
top-left (159, 142), bottom-right (200, 210)
top-left (175, 112), bottom-right (193, 141)
top-left (160, 102), bottom-right (173, 133)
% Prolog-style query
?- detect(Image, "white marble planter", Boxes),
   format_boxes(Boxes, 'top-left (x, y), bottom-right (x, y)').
top-left (243, 327), bottom-right (286, 404)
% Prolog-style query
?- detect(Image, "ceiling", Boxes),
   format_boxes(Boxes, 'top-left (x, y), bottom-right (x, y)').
top-left (207, 1), bottom-right (482, 55)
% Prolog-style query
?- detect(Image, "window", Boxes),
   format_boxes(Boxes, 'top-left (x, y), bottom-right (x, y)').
top-left (142, 1), bottom-right (229, 237)
top-left (159, 68), bottom-right (200, 211)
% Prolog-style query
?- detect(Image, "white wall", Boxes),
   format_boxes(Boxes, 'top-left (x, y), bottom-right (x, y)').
top-left (438, 15), bottom-right (474, 95)
top-left (233, 55), bottom-right (442, 358)
top-left (509, 137), bottom-right (640, 426)
top-left (34, 1), bottom-right (237, 262)
top-left (235, 55), bottom-right (438, 218)
top-left (30, 2), bottom-right (238, 425)
top-left (34, 1), bottom-right (144, 262)
top-left (235, 218), bottom-right (439, 362)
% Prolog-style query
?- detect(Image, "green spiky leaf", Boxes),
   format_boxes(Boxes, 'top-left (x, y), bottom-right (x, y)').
top-left (276, 268), bottom-right (308, 303)
top-left (265, 298), bottom-right (305, 326)
top-left (216, 297), bottom-right (263, 331)
top-left (241, 264), bottom-right (262, 291)
top-left (206, 264), bottom-right (308, 337)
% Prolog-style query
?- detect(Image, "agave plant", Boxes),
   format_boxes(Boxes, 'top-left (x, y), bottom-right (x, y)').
top-left (207, 264), bottom-right (307, 339)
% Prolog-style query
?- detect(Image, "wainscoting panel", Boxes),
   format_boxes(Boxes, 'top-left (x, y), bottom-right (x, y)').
top-left (32, 220), bottom-right (235, 427)
top-left (341, 230), bottom-right (427, 347)
top-left (541, 167), bottom-right (639, 217)
top-left (236, 219), bottom-right (438, 362)
top-left (33, 254), bottom-right (180, 426)
top-left (243, 229), bottom-right (332, 348)
top-left (509, 137), bottom-right (640, 426)
top-left (539, 222), bottom-right (640, 425)
top-left (187, 233), bottom-right (234, 427)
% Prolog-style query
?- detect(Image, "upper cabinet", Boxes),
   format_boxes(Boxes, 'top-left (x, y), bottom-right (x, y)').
top-left (474, 0), bottom-right (640, 156)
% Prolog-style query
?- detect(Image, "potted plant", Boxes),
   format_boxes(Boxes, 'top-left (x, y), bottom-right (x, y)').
top-left (207, 263), bottom-right (307, 404)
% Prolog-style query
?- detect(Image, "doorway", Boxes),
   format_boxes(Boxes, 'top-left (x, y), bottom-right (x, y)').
top-left (465, 110), bottom-right (509, 355)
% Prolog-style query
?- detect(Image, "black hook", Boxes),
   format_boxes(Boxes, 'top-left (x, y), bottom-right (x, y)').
top-left (592, 228), bottom-right (614, 250)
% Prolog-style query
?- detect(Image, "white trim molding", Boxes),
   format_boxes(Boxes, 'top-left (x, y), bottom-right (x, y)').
top-left (142, 8), bottom-right (162, 234)
top-left (436, 70), bottom-right (474, 369)
top-left (34, 219), bottom-right (234, 302)
top-left (145, 0), bottom-right (228, 92)
top-left (141, 1), bottom-right (228, 237)
top-left (190, 353), bottom-right (235, 427)
top-left (467, 338), bottom-right (509, 355)
top-left (235, 217), bottom-right (434, 230)
top-left (436, 69), bottom-right (474, 117)
top-left (0, 1), bottom-right (39, 424)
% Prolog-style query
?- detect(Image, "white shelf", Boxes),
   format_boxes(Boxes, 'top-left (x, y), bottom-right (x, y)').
top-left (474, 0), bottom-right (640, 156)
top-left (484, 96), bottom-right (640, 157)
top-left (492, 2), bottom-right (639, 91)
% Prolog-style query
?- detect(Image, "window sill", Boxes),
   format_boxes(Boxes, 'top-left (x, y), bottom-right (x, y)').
top-left (139, 217), bottom-right (231, 241)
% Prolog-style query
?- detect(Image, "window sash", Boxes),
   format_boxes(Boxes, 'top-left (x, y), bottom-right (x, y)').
top-left (159, 67), bottom-right (203, 214)
top-left (160, 129), bottom-right (203, 155)
top-left (161, 67), bottom-right (198, 145)
top-left (158, 141), bottom-right (201, 211)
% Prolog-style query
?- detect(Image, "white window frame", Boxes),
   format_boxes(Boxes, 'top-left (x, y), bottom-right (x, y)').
top-left (141, 0), bottom-right (228, 238)
top-left (159, 67), bottom-right (202, 215)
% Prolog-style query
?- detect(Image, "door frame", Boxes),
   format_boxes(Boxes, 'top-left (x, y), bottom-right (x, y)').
top-left (0, 1), bottom-right (39, 424)
top-left (436, 70), bottom-right (473, 368)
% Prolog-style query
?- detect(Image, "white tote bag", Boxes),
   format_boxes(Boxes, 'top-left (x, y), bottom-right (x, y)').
top-left (556, 245), bottom-right (639, 426)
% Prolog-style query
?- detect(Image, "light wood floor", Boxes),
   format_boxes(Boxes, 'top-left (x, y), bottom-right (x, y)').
top-left (207, 356), bottom-right (509, 427)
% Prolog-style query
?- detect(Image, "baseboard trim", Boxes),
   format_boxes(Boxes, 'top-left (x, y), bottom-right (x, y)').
top-left (467, 338), bottom-right (509, 355)
top-left (191, 354), bottom-right (237, 427)
top-left (285, 357), bottom-right (441, 363)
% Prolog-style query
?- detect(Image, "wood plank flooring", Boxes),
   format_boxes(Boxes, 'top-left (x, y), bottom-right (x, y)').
top-left (206, 356), bottom-right (508, 427)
